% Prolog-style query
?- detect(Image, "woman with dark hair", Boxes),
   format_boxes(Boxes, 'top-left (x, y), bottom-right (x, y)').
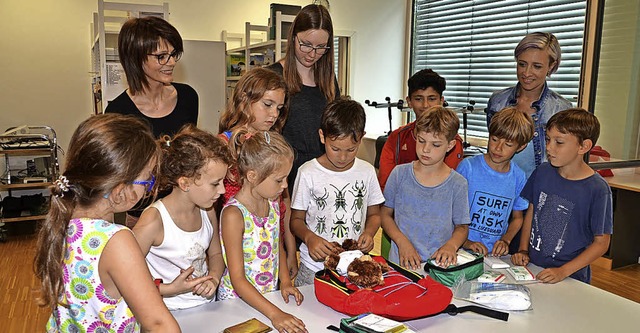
top-left (485, 32), bottom-right (572, 178)
top-left (106, 16), bottom-right (198, 139)
top-left (268, 4), bottom-right (340, 187)
top-left (106, 16), bottom-right (198, 226)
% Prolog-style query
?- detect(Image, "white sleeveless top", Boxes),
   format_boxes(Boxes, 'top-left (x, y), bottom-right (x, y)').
top-left (145, 200), bottom-right (214, 310)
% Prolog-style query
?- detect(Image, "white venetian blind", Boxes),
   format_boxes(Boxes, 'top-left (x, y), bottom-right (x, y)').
top-left (411, 0), bottom-right (586, 138)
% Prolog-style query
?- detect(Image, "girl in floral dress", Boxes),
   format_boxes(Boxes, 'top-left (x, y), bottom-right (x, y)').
top-left (217, 130), bottom-right (306, 333)
top-left (34, 114), bottom-right (179, 333)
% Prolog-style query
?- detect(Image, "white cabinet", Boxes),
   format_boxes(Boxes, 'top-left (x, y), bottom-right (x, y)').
top-left (90, 0), bottom-right (169, 113)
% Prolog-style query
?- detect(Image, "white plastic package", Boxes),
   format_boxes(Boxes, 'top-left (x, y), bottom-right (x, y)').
top-left (453, 281), bottom-right (532, 311)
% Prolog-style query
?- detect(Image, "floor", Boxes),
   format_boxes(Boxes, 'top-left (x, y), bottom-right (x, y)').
top-left (1, 223), bottom-right (638, 332)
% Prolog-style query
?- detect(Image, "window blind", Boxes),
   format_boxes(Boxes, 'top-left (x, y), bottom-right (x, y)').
top-left (411, 0), bottom-right (586, 138)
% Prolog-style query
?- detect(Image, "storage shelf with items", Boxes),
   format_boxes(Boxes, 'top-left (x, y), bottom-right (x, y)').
top-left (90, 0), bottom-right (169, 113)
top-left (223, 8), bottom-right (298, 80)
top-left (0, 126), bottom-right (60, 227)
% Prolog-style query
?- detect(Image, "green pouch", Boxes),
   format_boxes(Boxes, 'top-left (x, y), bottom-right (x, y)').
top-left (424, 251), bottom-right (484, 287)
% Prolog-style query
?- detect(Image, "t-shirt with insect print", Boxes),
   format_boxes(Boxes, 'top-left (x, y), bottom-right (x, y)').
top-left (291, 158), bottom-right (385, 272)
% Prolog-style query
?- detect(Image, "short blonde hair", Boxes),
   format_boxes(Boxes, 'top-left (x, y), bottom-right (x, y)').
top-left (489, 107), bottom-right (535, 146)
top-left (414, 106), bottom-right (459, 142)
top-left (515, 32), bottom-right (561, 75)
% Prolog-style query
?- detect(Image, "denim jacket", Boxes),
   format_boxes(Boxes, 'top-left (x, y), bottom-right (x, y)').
top-left (485, 83), bottom-right (573, 178)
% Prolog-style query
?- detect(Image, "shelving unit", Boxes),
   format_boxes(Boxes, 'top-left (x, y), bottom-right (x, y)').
top-left (224, 11), bottom-right (296, 79)
top-left (90, 0), bottom-right (169, 113)
top-left (0, 126), bottom-right (59, 226)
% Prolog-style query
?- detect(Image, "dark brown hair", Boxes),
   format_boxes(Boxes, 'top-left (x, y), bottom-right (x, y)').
top-left (118, 16), bottom-right (183, 94)
top-left (229, 130), bottom-right (294, 184)
top-left (34, 114), bottom-right (160, 308)
top-left (219, 68), bottom-right (288, 133)
top-left (282, 4), bottom-right (336, 100)
top-left (159, 124), bottom-right (233, 190)
top-left (546, 108), bottom-right (600, 147)
top-left (414, 106), bottom-right (460, 142)
top-left (489, 107), bottom-right (535, 146)
top-left (320, 98), bottom-right (365, 142)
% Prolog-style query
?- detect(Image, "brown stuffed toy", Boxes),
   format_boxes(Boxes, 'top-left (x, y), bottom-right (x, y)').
top-left (324, 239), bottom-right (390, 289)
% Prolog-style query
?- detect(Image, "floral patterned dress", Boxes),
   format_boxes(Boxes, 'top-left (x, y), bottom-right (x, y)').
top-left (217, 198), bottom-right (280, 300)
top-left (47, 218), bottom-right (139, 333)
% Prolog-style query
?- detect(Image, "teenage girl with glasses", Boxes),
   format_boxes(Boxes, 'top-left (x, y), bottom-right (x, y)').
top-left (267, 4), bottom-right (340, 190)
top-left (133, 124), bottom-right (233, 310)
top-left (106, 16), bottom-right (199, 227)
top-left (35, 114), bottom-right (179, 332)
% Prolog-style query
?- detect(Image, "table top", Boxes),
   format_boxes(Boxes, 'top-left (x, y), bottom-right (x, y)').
top-left (171, 262), bottom-right (640, 332)
top-left (605, 171), bottom-right (640, 192)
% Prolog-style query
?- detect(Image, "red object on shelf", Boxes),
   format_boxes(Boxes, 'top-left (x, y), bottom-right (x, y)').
top-left (590, 146), bottom-right (614, 177)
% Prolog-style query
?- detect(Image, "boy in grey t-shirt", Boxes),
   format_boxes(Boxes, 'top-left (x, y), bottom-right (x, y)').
top-left (381, 106), bottom-right (470, 270)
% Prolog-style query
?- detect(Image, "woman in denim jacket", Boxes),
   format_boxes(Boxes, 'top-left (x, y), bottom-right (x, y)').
top-left (485, 32), bottom-right (572, 178)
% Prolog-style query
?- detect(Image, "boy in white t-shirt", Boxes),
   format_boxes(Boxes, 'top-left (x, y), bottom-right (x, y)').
top-left (290, 99), bottom-right (385, 286)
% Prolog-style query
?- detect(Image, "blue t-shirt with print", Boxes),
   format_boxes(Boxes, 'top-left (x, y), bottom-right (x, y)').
top-left (456, 154), bottom-right (529, 252)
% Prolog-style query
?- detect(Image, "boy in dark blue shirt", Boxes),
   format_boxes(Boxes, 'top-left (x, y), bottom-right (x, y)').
top-left (512, 108), bottom-right (612, 283)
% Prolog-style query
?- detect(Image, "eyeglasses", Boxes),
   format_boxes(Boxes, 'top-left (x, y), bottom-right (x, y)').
top-left (131, 175), bottom-right (156, 193)
top-left (148, 50), bottom-right (182, 65)
top-left (296, 37), bottom-right (330, 55)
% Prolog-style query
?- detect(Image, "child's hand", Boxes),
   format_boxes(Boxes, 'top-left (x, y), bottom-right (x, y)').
top-left (287, 254), bottom-right (299, 280)
top-left (536, 267), bottom-right (568, 284)
top-left (306, 234), bottom-right (339, 261)
top-left (280, 283), bottom-right (304, 306)
top-left (270, 310), bottom-right (307, 333)
top-left (466, 241), bottom-right (488, 256)
top-left (191, 276), bottom-right (219, 299)
top-left (398, 241), bottom-right (422, 270)
top-left (357, 233), bottom-right (374, 253)
top-left (511, 252), bottom-right (530, 266)
top-left (168, 266), bottom-right (213, 296)
top-left (491, 239), bottom-right (510, 257)
top-left (432, 244), bottom-right (457, 267)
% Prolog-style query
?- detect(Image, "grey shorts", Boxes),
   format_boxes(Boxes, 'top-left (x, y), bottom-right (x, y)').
top-left (294, 263), bottom-right (316, 287)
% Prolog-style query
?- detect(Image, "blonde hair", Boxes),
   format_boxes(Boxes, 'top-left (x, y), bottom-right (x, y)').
top-left (515, 32), bottom-right (561, 76)
top-left (229, 129), bottom-right (294, 184)
top-left (414, 106), bottom-right (460, 141)
top-left (489, 107), bottom-right (535, 146)
top-left (219, 67), bottom-right (288, 133)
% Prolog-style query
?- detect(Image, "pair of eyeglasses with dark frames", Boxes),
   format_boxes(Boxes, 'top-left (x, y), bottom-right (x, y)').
top-left (148, 50), bottom-right (182, 65)
top-left (131, 175), bottom-right (156, 193)
top-left (296, 36), bottom-right (330, 55)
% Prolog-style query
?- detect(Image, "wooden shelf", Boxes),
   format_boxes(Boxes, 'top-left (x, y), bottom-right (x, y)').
top-left (0, 182), bottom-right (52, 190)
top-left (0, 148), bottom-right (51, 156)
top-left (1, 214), bottom-right (47, 223)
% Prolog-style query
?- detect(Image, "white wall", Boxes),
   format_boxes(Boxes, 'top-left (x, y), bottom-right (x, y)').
top-left (0, 0), bottom-right (406, 166)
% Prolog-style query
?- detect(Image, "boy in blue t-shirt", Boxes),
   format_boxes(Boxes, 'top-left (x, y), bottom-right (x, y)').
top-left (381, 106), bottom-right (470, 270)
top-left (457, 107), bottom-right (534, 256)
top-left (512, 108), bottom-right (613, 284)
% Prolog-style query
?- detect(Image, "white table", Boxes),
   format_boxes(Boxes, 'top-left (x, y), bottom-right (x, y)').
top-left (172, 263), bottom-right (640, 332)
